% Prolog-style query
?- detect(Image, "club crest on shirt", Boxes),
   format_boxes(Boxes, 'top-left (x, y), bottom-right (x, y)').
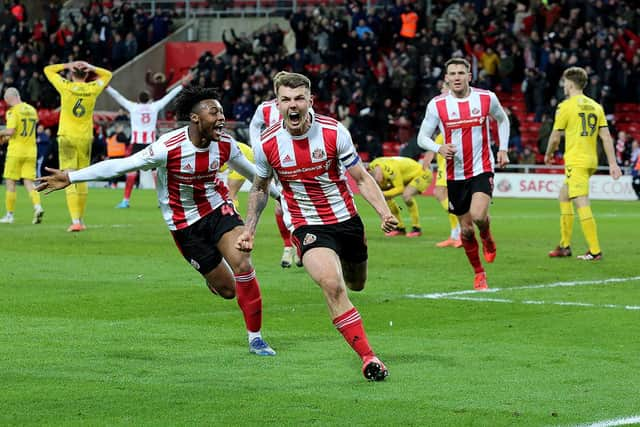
top-left (303, 233), bottom-right (317, 246)
top-left (472, 108), bottom-right (480, 115)
top-left (190, 259), bottom-right (200, 270)
top-left (312, 148), bottom-right (326, 160)
top-left (209, 160), bottom-right (219, 171)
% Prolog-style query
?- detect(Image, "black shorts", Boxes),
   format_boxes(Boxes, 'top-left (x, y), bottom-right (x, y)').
top-left (128, 143), bottom-right (148, 156)
top-left (171, 201), bottom-right (243, 275)
top-left (447, 172), bottom-right (494, 216)
top-left (291, 215), bottom-right (368, 264)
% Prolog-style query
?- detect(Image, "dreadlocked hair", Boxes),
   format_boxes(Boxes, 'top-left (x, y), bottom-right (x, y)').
top-left (175, 86), bottom-right (220, 121)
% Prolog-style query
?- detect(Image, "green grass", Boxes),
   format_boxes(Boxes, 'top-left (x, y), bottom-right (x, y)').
top-left (1, 187), bottom-right (639, 426)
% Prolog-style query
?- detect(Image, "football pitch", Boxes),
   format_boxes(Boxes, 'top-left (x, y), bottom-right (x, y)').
top-left (2, 188), bottom-right (639, 426)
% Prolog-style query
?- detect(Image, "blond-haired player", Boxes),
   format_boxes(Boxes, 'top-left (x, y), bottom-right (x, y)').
top-left (545, 66), bottom-right (621, 260)
top-left (368, 156), bottom-right (432, 237)
top-left (44, 61), bottom-right (112, 231)
top-left (0, 88), bottom-right (44, 224)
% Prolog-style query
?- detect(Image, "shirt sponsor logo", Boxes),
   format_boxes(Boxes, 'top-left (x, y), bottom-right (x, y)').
top-left (303, 233), bottom-right (317, 245)
top-left (445, 116), bottom-right (485, 129)
top-left (171, 172), bottom-right (217, 183)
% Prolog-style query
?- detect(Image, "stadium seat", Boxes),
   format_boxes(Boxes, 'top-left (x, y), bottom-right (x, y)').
top-left (382, 141), bottom-right (401, 157)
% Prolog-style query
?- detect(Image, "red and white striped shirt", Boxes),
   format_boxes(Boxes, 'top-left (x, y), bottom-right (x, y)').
top-left (253, 113), bottom-right (360, 230)
top-left (106, 85), bottom-right (183, 145)
top-left (417, 87), bottom-right (509, 181)
top-left (249, 99), bottom-right (281, 146)
top-left (69, 126), bottom-right (248, 230)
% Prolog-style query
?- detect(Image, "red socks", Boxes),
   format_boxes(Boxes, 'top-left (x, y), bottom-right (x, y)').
top-left (275, 210), bottom-right (291, 246)
top-left (462, 233), bottom-right (484, 274)
top-left (124, 172), bottom-right (137, 200)
top-left (333, 307), bottom-right (374, 360)
top-left (235, 269), bottom-right (262, 333)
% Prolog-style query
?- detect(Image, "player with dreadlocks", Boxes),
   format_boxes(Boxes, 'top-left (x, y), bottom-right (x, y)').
top-left (36, 85), bottom-right (279, 356)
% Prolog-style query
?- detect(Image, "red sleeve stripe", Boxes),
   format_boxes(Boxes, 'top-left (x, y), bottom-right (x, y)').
top-left (261, 122), bottom-right (281, 142)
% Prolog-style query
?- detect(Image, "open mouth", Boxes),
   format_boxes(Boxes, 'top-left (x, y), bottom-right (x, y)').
top-left (288, 111), bottom-right (301, 126)
top-left (212, 123), bottom-right (225, 138)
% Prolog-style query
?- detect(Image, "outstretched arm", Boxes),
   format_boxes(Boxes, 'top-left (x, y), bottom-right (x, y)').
top-left (36, 150), bottom-right (157, 193)
top-left (154, 72), bottom-right (193, 111)
top-left (106, 86), bottom-right (134, 111)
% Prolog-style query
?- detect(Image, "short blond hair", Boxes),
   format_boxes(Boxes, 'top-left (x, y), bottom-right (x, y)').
top-left (563, 67), bottom-right (588, 90)
top-left (444, 57), bottom-right (471, 72)
top-left (274, 72), bottom-right (311, 94)
top-left (272, 70), bottom-right (289, 91)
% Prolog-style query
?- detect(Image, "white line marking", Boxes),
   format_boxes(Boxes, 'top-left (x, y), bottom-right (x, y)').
top-left (575, 415), bottom-right (640, 427)
top-left (408, 276), bottom-right (640, 300)
top-left (406, 276), bottom-right (640, 311)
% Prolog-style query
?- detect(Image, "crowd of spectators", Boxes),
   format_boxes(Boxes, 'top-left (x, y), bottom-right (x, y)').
top-left (0, 0), bottom-right (176, 176)
top-left (0, 0), bottom-right (174, 110)
top-left (190, 0), bottom-right (640, 167)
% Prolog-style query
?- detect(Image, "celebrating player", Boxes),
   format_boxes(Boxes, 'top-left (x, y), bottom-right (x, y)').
top-left (106, 71), bottom-right (193, 208)
top-left (236, 72), bottom-right (397, 381)
top-left (0, 88), bottom-right (44, 225)
top-left (44, 61), bottom-right (112, 232)
top-left (417, 57), bottom-right (510, 291)
top-left (367, 156), bottom-right (432, 237)
top-left (36, 86), bottom-right (278, 356)
top-left (544, 66), bottom-right (621, 260)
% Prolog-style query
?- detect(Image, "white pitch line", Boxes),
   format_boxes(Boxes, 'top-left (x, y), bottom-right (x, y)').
top-left (575, 415), bottom-right (640, 427)
top-left (406, 276), bottom-right (640, 311)
top-left (407, 276), bottom-right (640, 300)
top-left (446, 295), bottom-right (640, 311)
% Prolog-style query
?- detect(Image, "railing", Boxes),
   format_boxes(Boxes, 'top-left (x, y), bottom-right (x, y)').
top-left (113, 0), bottom-right (381, 18)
